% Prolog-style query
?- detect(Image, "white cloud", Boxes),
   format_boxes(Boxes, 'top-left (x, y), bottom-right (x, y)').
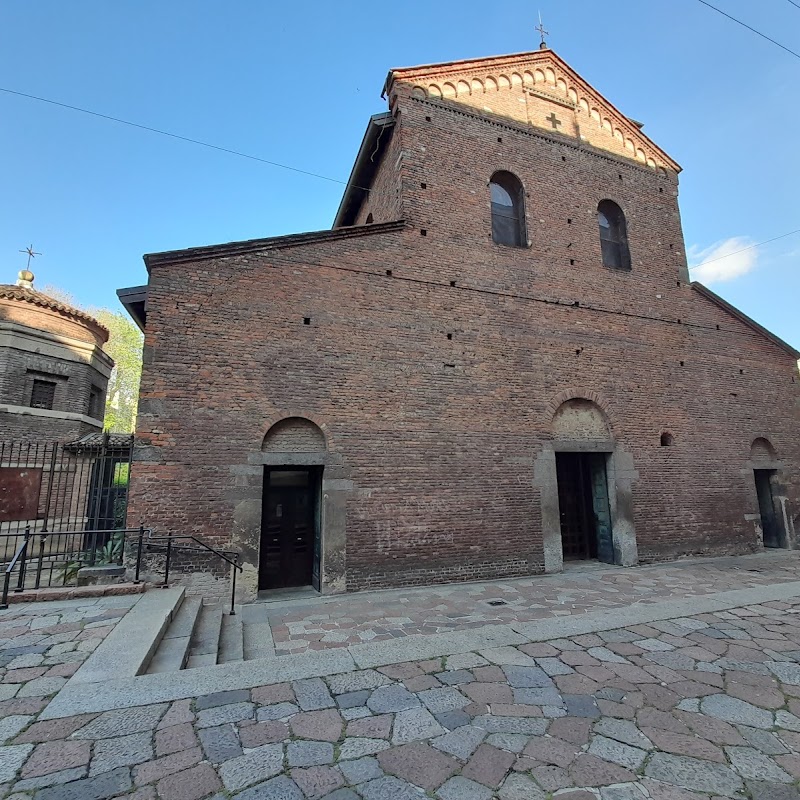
top-left (688, 236), bottom-right (758, 284)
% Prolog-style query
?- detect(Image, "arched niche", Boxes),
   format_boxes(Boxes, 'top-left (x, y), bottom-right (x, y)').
top-left (750, 437), bottom-right (777, 464)
top-left (262, 417), bottom-right (326, 453)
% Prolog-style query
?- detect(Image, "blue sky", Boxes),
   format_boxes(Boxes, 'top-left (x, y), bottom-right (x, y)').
top-left (1, 1), bottom-right (798, 347)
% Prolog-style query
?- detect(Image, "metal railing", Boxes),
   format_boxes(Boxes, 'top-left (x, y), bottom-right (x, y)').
top-left (1, 525), bottom-right (146, 609)
top-left (133, 529), bottom-right (243, 616)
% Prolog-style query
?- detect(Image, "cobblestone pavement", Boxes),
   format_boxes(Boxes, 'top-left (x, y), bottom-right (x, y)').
top-left (5, 589), bottom-right (800, 798)
top-left (269, 552), bottom-right (800, 654)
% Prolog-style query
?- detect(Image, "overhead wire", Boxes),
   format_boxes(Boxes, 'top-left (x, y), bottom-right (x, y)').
top-left (688, 228), bottom-right (800, 270)
top-left (693, 0), bottom-right (800, 59)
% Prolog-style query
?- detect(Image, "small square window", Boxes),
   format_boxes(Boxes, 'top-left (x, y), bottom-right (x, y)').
top-left (30, 379), bottom-right (56, 410)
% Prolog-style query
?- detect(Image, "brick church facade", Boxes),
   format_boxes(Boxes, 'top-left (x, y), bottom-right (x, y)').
top-left (120, 46), bottom-right (799, 600)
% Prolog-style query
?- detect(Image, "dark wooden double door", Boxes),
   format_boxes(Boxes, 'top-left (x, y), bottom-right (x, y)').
top-left (754, 469), bottom-right (784, 549)
top-left (259, 469), bottom-right (321, 591)
top-left (556, 452), bottom-right (614, 564)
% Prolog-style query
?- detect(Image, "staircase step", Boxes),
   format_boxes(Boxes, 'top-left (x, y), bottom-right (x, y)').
top-left (218, 611), bottom-right (244, 663)
top-left (188, 602), bottom-right (224, 666)
top-left (145, 595), bottom-right (202, 674)
top-left (242, 603), bottom-right (276, 661)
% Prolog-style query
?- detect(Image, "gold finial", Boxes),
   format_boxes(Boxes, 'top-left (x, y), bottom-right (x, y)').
top-left (16, 245), bottom-right (40, 288)
top-left (536, 11), bottom-right (549, 49)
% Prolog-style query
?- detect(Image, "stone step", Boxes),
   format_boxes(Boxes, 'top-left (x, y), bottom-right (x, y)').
top-left (145, 595), bottom-right (202, 674)
top-left (241, 602), bottom-right (276, 661)
top-left (217, 608), bottom-right (244, 663)
top-left (186, 602), bottom-right (224, 669)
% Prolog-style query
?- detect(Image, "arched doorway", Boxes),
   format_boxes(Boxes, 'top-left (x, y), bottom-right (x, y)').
top-left (260, 418), bottom-right (326, 591)
top-left (552, 399), bottom-right (615, 564)
top-left (750, 437), bottom-right (787, 549)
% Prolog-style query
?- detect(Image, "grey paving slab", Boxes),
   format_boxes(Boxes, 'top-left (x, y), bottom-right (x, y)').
top-left (219, 743), bottom-right (284, 791)
top-left (359, 775), bottom-right (426, 799)
top-left (90, 730), bottom-right (152, 775)
top-left (33, 765), bottom-right (132, 800)
top-left (436, 775), bottom-right (493, 799)
top-left (287, 740), bottom-right (334, 767)
top-left (0, 743), bottom-right (33, 782)
top-left (198, 723), bottom-right (243, 763)
top-left (645, 753), bottom-right (744, 797)
top-left (235, 774), bottom-right (304, 800)
top-left (338, 756), bottom-right (383, 784)
top-left (392, 707), bottom-right (446, 744)
top-left (71, 704), bottom-right (167, 738)
top-left (432, 725), bottom-right (486, 759)
top-left (293, 678), bottom-right (335, 710)
top-left (725, 747), bottom-right (793, 783)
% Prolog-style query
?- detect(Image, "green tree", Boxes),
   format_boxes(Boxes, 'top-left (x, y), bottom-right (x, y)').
top-left (39, 285), bottom-right (143, 432)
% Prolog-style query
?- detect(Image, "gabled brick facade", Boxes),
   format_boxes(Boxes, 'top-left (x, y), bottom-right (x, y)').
top-left (124, 48), bottom-right (800, 600)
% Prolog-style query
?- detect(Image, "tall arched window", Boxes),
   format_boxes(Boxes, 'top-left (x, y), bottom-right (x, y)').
top-left (490, 171), bottom-right (525, 247)
top-left (597, 200), bottom-right (631, 270)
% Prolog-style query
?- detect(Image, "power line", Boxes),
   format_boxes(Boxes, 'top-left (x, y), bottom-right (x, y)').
top-left (0, 86), bottom-right (358, 189)
top-left (688, 228), bottom-right (800, 270)
top-left (786, 0), bottom-right (800, 9)
top-left (694, 0), bottom-right (800, 59)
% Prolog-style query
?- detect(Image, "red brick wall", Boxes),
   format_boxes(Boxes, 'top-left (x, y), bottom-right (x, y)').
top-left (130, 83), bottom-right (800, 590)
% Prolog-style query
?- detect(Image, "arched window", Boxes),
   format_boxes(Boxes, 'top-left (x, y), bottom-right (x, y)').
top-left (490, 171), bottom-right (525, 247)
top-left (597, 200), bottom-right (631, 270)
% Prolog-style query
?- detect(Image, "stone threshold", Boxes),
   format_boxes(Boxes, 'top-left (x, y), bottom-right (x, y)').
top-left (39, 578), bottom-right (800, 720)
top-left (2, 581), bottom-right (146, 605)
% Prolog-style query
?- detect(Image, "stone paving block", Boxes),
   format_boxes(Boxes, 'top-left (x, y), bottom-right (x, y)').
top-left (341, 707), bottom-right (371, 721)
top-left (291, 766), bottom-right (344, 799)
top-left (196, 701), bottom-right (254, 728)
top-left (355, 775), bottom-right (425, 799)
top-left (378, 741), bottom-right (459, 790)
top-left (71, 704), bottom-right (166, 738)
top-left (157, 699), bottom-right (194, 729)
top-left (0, 743), bottom-right (33, 782)
top-left (195, 689), bottom-right (250, 710)
top-left (588, 647), bottom-right (629, 663)
top-left (564, 694), bottom-right (601, 718)
top-left (21, 740), bottom-right (91, 778)
top-left (155, 721), bottom-right (198, 756)
top-left (252, 682), bottom-right (296, 706)
top-left (502, 665), bottom-right (554, 688)
top-left (233, 775), bottom-right (306, 799)
top-left (599, 783), bottom-right (649, 800)
top-left (132, 746), bottom-right (203, 785)
top-left (12, 765), bottom-right (87, 791)
top-left (472, 715), bottom-right (548, 735)
top-left (197, 724), bottom-right (242, 763)
top-left (436, 670), bottom-right (474, 685)
top-left (538, 658), bottom-right (576, 676)
top-left (239, 720), bottom-right (288, 748)
top-left (725, 747), bottom-right (793, 783)
top-left (700, 694), bottom-right (774, 729)
top-left (327, 670), bottom-right (391, 695)
top-left (0, 715), bottom-right (32, 744)
top-left (514, 687), bottom-right (563, 706)
top-left (746, 781), bottom-right (800, 800)
top-left (486, 733), bottom-right (528, 753)
top-left (569, 754), bottom-right (636, 787)
top-left (737, 726), bottom-right (789, 755)
top-left (392, 707), bottom-right (446, 744)
top-left (16, 677), bottom-right (66, 698)
top-left (290, 709), bottom-right (343, 742)
top-left (219, 743), bottom-right (284, 791)
top-left (339, 737), bottom-right (391, 760)
top-left (445, 653), bottom-right (489, 670)
top-left (91, 731), bottom-right (153, 775)
top-left (462, 742), bottom-right (515, 788)
top-left (523, 735), bottom-right (580, 768)
top-left (498, 773), bottom-right (547, 800)
top-left (339, 755), bottom-right (383, 783)
top-left (346, 714), bottom-right (392, 739)
top-left (287, 740), bottom-right (334, 767)
top-left (436, 775), bottom-right (493, 799)
top-left (336, 690), bottom-right (370, 709)
top-left (367, 685), bottom-right (420, 714)
top-left (435, 709), bottom-right (471, 730)
top-left (156, 762), bottom-right (222, 800)
top-left (418, 687), bottom-right (469, 714)
top-left (33, 766), bottom-right (132, 800)
top-left (642, 727), bottom-right (726, 763)
top-left (588, 736), bottom-right (648, 770)
top-left (431, 724), bottom-right (486, 760)
top-left (644, 753), bottom-right (743, 797)
top-left (775, 710), bottom-right (800, 731)
top-left (319, 790), bottom-right (359, 800)
top-left (293, 678), bottom-right (335, 710)
top-left (257, 702), bottom-right (300, 721)
top-left (480, 647), bottom-right (536, 667)
top-left (767, 662), bottom-right (800, 685)
top-left (462, 681), bottom-right (513, 704)
top-left (594, 718), bottom-right (653, 749)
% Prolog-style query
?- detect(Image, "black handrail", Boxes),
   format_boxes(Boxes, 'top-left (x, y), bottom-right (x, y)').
top-left (136, 531), bottom-right (243, 616)
top-left (1, 527), bottom-right (31, 609)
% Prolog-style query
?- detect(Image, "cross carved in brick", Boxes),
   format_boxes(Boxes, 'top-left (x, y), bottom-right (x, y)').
top-left (546, 112), bottom-right (562, 130)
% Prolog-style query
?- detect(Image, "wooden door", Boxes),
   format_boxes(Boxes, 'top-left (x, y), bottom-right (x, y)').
top-left (556, 453), bottom-right (594, 560)
top-left (259, 470), bottom-right (316, 589)
top-left (588, 454), bottom-right (614, 564)
top-left (754, 469), bottom-right (782, 548)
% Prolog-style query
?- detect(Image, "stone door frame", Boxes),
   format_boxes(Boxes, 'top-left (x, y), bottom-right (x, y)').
top-left (534, 440), bottom-right (638, 574)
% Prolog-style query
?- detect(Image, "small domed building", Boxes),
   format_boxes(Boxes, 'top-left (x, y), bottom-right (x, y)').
top-left (0, 270), bottom-right (113, 442)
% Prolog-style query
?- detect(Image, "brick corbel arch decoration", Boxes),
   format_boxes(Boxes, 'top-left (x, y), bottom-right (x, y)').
top-left (546, 389), bottom-right (618, 439)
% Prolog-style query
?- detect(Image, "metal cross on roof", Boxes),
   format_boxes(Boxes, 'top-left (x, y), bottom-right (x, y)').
top-left (536, 11), bottom-right (549, 49)
top-left (19, 244), bottom-right (41, 269)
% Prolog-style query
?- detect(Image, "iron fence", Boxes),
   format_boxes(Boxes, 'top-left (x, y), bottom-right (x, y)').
top-left (0, 434), bottom-right (134, 590)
